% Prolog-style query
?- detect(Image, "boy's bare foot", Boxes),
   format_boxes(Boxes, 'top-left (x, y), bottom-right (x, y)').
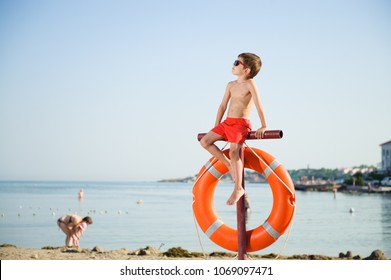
top-left (226, 187), bottom-right (244, 205)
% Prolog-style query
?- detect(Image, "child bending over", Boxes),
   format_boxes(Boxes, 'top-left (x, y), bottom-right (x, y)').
top-left (57, 214), bottom-right (93, 247)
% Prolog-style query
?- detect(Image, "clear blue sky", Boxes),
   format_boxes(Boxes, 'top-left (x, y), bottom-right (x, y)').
top-left (1, 0), bottom-right (390, 181)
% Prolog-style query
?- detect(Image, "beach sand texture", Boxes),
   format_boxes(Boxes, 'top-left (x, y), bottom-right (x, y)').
top-left (0, 244), bottom-right (388, 260)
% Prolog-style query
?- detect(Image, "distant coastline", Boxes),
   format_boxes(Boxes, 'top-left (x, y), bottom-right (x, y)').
top-left (158, 170), bottom-right (266, 184)
top-left (159, 166), bottom-right (391, 193)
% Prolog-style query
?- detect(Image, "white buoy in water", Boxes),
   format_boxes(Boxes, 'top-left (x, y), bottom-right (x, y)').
top-left (349, 207), bottom-right (355, 213)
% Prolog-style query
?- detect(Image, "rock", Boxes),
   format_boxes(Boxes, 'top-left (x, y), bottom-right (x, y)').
top-left (144, 246), bottom-right (160, 255)
top-left (308, 254), bottom-right (332, 260)
top-left (129, 246), bottom-right (160, 256)
top-left (0, 244), bottom-right (16, 248)
top-left (163, 247), bottom-right (193, 258)
top-left (363, 250), bottom-right (388, 260)
top-left (139, 246), bottom-right (160, 256)
top-left (92, 246), bottom-right (104, 253)
top-left (339, 251), bottom-right (353, 259)
top-left (137, 249), bottom-right (148, 256)
top-left (260, 253), bottom-right (279, 259)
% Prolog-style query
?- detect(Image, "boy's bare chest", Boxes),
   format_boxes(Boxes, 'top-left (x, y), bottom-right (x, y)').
top-left (230, 86), bottom-right (251, 101)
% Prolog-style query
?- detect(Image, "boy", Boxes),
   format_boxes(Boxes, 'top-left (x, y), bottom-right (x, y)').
top-left (200, 52), bottom-right (267, 205)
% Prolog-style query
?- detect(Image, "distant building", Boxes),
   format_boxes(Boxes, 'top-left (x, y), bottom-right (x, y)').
top-left (380, 140), bottom-right (391, 172)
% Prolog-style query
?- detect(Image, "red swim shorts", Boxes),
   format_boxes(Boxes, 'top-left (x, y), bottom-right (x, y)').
top-left (211, 117), bottom-right (251, 145)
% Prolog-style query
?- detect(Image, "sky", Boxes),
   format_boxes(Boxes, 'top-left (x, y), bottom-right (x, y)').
top-left (0, 0), bottom-right (390, 181)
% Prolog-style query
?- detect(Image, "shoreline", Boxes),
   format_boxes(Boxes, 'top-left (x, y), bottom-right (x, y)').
top-left (0, 244), bottom-right (388, 260)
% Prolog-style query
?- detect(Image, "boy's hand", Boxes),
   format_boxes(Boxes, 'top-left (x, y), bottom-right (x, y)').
top-left (255, 127), bottom-right (267, 139)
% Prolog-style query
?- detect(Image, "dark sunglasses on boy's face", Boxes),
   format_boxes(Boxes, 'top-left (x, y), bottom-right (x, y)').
top-left (233, 60), bottom-right (247, 68)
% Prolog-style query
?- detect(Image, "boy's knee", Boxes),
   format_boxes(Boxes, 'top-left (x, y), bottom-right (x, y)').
top-left (229, 146), bottom-right (241, 160)
top-left (200, 138), bottom-right (209, 149)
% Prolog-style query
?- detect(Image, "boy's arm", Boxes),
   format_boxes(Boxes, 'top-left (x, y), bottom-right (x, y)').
top-left (215, 82), bottom-right (232, 126)
top-left (248, 80), bottom-right (267, 138)
top-left (72, 234), bottom-right (80, 247)
top-left (71, 228), bottom-right (82, 241)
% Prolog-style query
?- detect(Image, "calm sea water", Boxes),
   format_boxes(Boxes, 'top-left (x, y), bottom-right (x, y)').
top-left (0, 181), bottom-right (390, 258)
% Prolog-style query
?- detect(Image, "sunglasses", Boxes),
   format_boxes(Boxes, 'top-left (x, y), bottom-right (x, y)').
top-left (233, 60), bottom-right (248, 68)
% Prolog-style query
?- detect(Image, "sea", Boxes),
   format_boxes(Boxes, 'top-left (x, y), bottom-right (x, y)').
top-left (0, 180), bottom-right (390, 258)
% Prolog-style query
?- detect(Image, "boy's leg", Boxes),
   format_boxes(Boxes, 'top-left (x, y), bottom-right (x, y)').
top-left (226, 143), bottom-right (245, 205)
top-left (200, 131), bottom-right (236, 181)
top-left (66, 234), bottom-right (73, 247)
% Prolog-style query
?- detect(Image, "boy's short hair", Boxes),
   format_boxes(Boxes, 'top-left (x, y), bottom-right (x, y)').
top-left (238, 53), bottom-right (262, 79)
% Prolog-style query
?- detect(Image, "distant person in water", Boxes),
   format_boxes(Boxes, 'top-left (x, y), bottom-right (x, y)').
top-left (78, 189), bottom-right (84, 199)
top-left (57, 214), bottom-right (93, 247)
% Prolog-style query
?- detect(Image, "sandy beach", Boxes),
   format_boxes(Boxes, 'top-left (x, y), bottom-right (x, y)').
top-left (0, 244), bottom-right (388, 260)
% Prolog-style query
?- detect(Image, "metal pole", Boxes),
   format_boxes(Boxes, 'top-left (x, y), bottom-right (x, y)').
top-left (236, 147), bottom-right (247, 260)
top-left (197, 130), bottom-right (283, 142)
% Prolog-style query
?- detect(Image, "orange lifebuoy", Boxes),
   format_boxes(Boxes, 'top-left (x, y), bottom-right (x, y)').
top-left (192, 147), bottom-right (296, 252)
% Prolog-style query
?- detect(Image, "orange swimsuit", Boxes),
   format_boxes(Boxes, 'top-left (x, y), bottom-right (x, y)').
top-left (211, 117), bottom-right (251, 145)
